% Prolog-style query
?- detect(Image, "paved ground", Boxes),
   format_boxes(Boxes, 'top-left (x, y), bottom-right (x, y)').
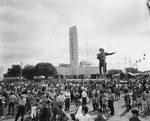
top-left (2, 97), bottom-right (150, 121)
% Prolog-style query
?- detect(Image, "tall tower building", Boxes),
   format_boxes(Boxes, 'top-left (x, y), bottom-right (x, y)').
top-left (69, 26), bottom-right (78, 75)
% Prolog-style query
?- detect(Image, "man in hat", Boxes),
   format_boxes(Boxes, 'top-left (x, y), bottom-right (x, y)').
top-left (129, 109), bottom-right (141, 121)
top-left (97, 48), bottom-right (116, 77)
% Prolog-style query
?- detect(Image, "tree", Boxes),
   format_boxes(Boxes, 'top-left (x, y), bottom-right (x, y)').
top-left (125, 67), bottom-right (138, 73)
top-left (34, 62), bottom-right (57, 79)
top-left (108, 69), bottom-right (123, 75)
top-left (22, 65), bottom-right (35, 80)
top-left (4, 65), bottom-right (21, 77)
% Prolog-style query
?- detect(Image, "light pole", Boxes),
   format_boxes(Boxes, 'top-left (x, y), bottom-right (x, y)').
top-left (20, 62), bottom-right (23, 81)
top-left (118, 62), bottom-right (120, 79)
top-left (111, 63), bottom-right (113, 79)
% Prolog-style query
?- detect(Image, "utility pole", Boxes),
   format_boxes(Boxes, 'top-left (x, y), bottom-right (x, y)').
top-left (111, 63), bottom-right (113, 79)
top-left (20, 62), bottom-right (23, 81)
top-left (125, 58), bottom-right (128, 81)
top-left (129, 58), bottom-right (132, 73)
top-left (118, 62), bottom-right (121, 79)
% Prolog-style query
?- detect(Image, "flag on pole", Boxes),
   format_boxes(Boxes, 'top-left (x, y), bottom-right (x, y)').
top-left (136, 61), bottom-right (138, 63)
top-left (139, 59), bottom-right (141, 62)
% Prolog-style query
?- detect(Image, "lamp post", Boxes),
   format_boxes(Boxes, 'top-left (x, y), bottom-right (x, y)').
top-left (118, 62), bottom-right (120, 79)
top-left (111, 63), bottom-right (114, 80)
top-left (20, 62), bottom-right (23, 81)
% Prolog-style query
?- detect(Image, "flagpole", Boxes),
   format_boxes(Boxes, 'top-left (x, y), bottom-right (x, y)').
top-left (20, 62), bottom-right (23, 81)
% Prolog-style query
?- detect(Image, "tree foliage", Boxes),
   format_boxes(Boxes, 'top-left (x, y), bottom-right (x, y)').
top-left (34, 62), bottom-right (57, 79)
top-left (4, 62), bottom-right (57, 79)
top-left (4, 65), bottom-right (21, 77)
top-left (22, 65), bottom-right (35, 80)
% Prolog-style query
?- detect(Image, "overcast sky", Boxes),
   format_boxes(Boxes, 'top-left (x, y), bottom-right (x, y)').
top-left (0, 0), bottom-right (150, 72)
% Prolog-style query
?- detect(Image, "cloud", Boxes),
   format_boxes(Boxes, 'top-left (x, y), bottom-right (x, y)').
top-left (0, 0), bottom-right (57, 65)
top-left (0, 0), bottom-right (150, 72)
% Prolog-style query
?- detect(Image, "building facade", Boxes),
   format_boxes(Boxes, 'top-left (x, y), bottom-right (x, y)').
top-left (0, 67), bottom-right (4, 80)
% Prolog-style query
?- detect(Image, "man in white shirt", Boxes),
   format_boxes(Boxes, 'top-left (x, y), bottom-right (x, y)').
top-left (64, 89), bottom-right (71, 111)
top-left (82, 89), bottom-right (87, 106)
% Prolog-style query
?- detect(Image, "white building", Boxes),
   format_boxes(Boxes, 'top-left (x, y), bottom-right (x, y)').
top-left (0, 67), bottom-right (4, 80)
top-left (57, 26), bottom-right (99, 76)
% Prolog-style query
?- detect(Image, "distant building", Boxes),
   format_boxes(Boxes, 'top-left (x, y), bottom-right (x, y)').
top-left (57, 26), bottom-right (99, 76)
top-left (0, 67), bottom-right (4, 80)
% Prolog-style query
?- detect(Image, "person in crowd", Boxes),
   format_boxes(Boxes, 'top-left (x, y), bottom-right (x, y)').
top-left (145, 90), bottom-right (150, 110)
top-left (39, 101), bottom-right (50, 121)
top-left (107, 89), bottom-right (114, 115)
top-left (124, 89), bottom-right (131, 111)
top-left (102, 94), bottom-right (108, 114)
top-left (92, 108), bottom-right (107, 121)
top-left (142, 97), bottom-right (147, 115)
top-left (8, 92), bottom-right (17, 115)
top-left (57, 91), bottom-right (66, 107)
top-left (25, 93), bottom-right (32, 114)
top-left (14, 95), bottom-right (26, 121)
top-left (74, 90), bottom-right (80, 108)
top-left (81, 89), bottom-right (87, 106)
top-left (77, 105), bottom-right (92, 121)
top-left (116, 86), bottom-right (121, 100)
top-left (64, 88), bottom-right (71, 111)
top-left (92, 91), bottom-right (99, 111)
top-left (71, 86), bottom-right (75, 103)
top-left (51, 95), bottom-right (59, 121)
top-left (132, 88), bottom-right (138, 106)
top-left (137, 94), bottom-right (142, 112)
top-left (0, 94), bottom-right (5, 119)
top-left (129, 109), bottom-right (141, 121)
top-left (31, 103), bottom-right (37, 120)
top-left (99, 91), bottom-right (103, 109)
top-left (2, 90), bottom-right (8, 108)
top-left (75, 100), bottom-right (82, 120)
top-left (57, 105), bottom-right (69, 121)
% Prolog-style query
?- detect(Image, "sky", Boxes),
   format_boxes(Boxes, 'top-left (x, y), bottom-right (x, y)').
top-left (0, 0), bottom-right (150, 73)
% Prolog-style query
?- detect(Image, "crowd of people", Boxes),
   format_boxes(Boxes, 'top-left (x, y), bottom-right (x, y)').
top-left (0, 76), bottom-right (149, 121)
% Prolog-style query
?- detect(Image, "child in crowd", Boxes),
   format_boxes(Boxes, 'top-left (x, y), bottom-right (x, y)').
top-left (137, 95), bottom-right (142, 111)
